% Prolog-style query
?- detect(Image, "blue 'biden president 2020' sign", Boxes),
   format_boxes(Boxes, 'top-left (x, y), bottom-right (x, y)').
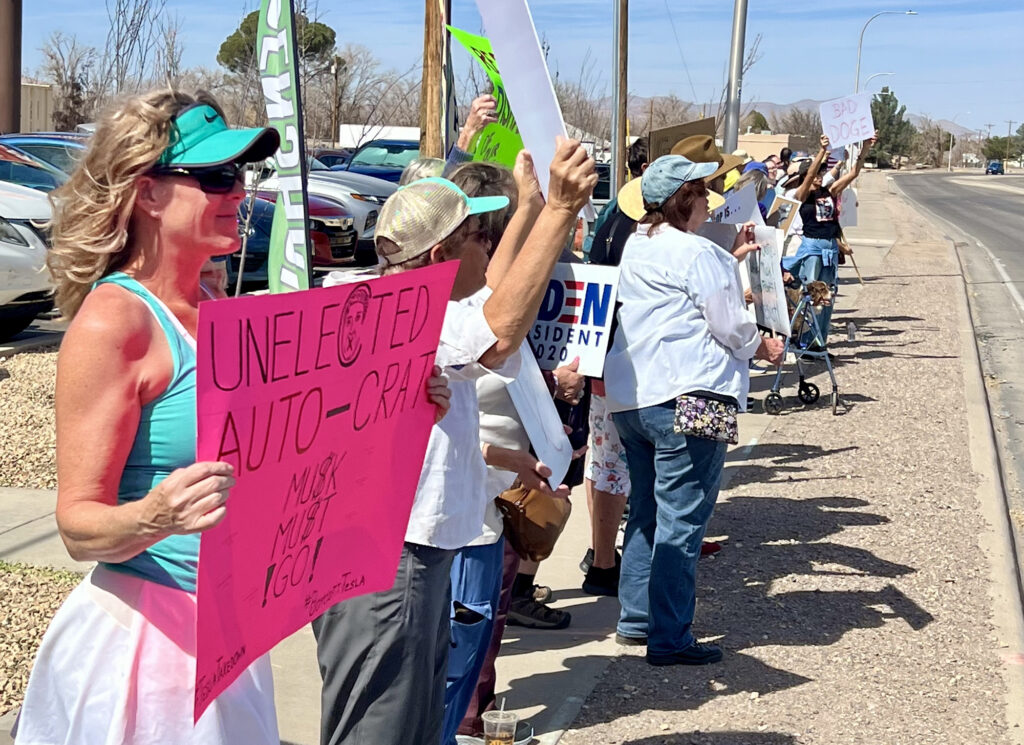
top-left (531, 263), bottom-right (620, 377)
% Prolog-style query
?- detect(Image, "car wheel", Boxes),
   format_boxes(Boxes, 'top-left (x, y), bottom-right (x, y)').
top-left (0, 313), bottom-right (37, 343)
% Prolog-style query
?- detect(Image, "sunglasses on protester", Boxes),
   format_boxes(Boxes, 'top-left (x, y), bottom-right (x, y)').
top-left (149, 163), bottom-right (247, 194)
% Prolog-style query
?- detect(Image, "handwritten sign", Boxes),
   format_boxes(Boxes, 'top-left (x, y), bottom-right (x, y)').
top-left (193, 263), bottom-right (457, 719)
top-left (711, 183), bottom-right (763, 226)
top-left (531, 263), bottom-right (619, 377)
top-left (749, 227), bottom-right (791, 335)
top-left (769, 195), bottom-right (801, 236)
top-left (819, 93), bottom-right (875, 149)
top-left (449, 26), bottom-right (524, 168)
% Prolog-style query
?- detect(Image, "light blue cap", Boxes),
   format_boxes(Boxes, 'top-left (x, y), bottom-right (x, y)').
top-left (640, 155), bottom-right (718, 208)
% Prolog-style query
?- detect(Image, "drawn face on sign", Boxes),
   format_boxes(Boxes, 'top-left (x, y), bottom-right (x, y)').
top-left (340, 285), bottom-right (371, 366)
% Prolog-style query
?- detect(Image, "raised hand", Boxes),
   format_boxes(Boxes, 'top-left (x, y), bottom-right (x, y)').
top-left (513, 150), bottom-right (543, 209)
top-left (547, 136), bottom-right (598, 215)
top-left (457, 94), bottom-right (498, 151)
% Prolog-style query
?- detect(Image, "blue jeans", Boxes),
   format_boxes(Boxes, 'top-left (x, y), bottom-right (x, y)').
top-left (441, 538), bottom-right (505, 745)
top-left (791, 237), bottom-right (838, 346)
top-left (613, 401), bottom-right (727, 655)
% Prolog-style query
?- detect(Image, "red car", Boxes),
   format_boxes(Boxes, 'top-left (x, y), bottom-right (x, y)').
top-left (256, 191), bottom-right (361, 268)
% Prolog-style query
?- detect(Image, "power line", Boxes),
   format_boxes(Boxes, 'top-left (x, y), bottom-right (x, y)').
top-left (662, 0), bottom-right (699, 106)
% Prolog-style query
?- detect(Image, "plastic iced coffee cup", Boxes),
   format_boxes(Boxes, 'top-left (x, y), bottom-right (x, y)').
top-left (482, 710), bottom-right (518, 745)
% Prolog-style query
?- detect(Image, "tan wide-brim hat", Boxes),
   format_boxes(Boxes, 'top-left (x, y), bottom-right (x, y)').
top-left (617, 176), bottom-right (724, 220)
top-left (671, 134), bottom-right (745, 184)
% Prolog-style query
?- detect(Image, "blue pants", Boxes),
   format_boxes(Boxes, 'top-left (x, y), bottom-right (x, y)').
top-left (441, 538), bottom-right (505, 745)
top-left (613, 401), bottom-right (727, 655)
top-left (792, 237), bottom-right (838, 347)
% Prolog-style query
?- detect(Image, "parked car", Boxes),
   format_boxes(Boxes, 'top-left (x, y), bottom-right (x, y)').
top-left (0, 133), bottom-right (89, 175)
top-left (228, 192), bottom-right (366, 290)
top-left (0, 182), bottom-right (53, 340)
top-left (336, 139), bottom-right (420, 182)
top-left (256, 157), bottom-right (396, 238)
top-left (0, 144), bottom-right (68, 192)
top-left (986, 160), bottom-right (1005, 175)
top-left (310, 147), bottom-right (352, 169)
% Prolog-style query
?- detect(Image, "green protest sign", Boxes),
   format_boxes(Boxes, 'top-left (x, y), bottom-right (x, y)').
top-left (258, 0), bottom-right (311, 293)
top-left (448, 26), bottom-right (523, 167)
top-left (469, 124), bottom-right (525, 167)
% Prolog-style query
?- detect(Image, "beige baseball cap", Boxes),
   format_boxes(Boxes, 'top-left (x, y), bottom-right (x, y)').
top-left (375, 177), bottom-right (509, 265)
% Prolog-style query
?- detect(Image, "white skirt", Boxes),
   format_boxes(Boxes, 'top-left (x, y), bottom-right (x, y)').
top-left (14, 565), bottom-right (279, 745)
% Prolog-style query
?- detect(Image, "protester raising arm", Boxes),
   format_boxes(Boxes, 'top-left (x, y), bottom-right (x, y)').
top-left (479, 137), bottom-right (597, 369)
top-left (485, 149), bottom-right (545, 289)
top-left (794, 134), bottom-right (832, 203)
top-left (829, 136), bottom-right (876, 197)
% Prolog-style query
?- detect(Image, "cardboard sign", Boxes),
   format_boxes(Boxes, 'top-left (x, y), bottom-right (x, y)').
top-left (749, 227), bottom-right (791, 335)
top-left (474, 0), bottom-right (594, 219)
top-left (192, 263), bottom-right (457, 718)
top-left (711, 183), bottom-right (763, 225)
top-left (819, 93), bottom-right (875, 149)
top-left (649, 117), bottom-right (717, 160)
top-left (530, 263), bottom-right (620, 377)
top-left (769, 195), bottom-right (801, 236)
top-left (468, 123), bottom-right (525, 168)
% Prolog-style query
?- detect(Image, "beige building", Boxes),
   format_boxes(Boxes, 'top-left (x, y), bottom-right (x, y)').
top-left (20, 83), bottom-right (54, 132)
top-left (737, 132), bottom-right (813, 161)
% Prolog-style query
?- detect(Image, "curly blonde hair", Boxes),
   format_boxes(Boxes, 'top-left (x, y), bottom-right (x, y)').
top-left (47, 88), bottom-right (225, 318)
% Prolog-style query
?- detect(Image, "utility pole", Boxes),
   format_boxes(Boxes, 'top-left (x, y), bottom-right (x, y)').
top-left (722, 0), bottom-right (748, 153)
top-left (419, 0), bottom-right (444, 158)
top-left (610, 0), bottom-right (628, 193)
top-left (0, 0), bottom-right (22, 133)
top-left (1007, 121), bottom-right (1017, 166)
top-left (330, 55), bottom-right (342, 149)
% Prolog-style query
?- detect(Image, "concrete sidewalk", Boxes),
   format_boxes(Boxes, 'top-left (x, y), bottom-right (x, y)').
top-left (0, 173), bottom-right (896, 744)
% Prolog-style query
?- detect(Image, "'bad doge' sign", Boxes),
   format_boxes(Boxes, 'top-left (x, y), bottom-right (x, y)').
top-left (192, 263), bottom-right (456, 719)
top-left (531, 263), bottom-right (619, 377)
top-left (819, 92), bottom-right (875, 149)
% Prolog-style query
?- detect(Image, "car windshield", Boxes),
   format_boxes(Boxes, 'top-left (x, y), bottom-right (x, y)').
top-left (13, 142), bottom-right (85, 174)
top-left (350, 143), bottom-right (420, 169)
top-left (309, 157), bottom-right (330, 171)
top-left (0, 149), bottom-right (67, 192)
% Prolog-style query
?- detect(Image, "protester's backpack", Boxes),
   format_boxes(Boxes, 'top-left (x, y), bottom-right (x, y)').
top-left (587, 203), bottom-right (636, 268)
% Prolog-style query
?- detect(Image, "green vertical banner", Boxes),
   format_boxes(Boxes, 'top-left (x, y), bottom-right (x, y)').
top-left (448, 26), bottom-right (525, 167)
top-left (258, 0), bottom-right (312, 293)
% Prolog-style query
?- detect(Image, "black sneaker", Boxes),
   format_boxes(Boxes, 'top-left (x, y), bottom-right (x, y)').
top-left (615, 633), bottom-right (648, 646)
top-left (506, 597), bottom-right (571, 630)
top-left (647, 641), bottom-right (723, 666)
top-left (582, 564), bottom-right (619, 596)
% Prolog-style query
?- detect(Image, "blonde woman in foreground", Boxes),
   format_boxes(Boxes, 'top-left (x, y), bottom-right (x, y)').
top-left (12, 90), bottom-right (284, 744)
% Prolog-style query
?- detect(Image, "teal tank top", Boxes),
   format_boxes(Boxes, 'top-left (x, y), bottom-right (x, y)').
top-left (97, 273), bottom-right (200, 592)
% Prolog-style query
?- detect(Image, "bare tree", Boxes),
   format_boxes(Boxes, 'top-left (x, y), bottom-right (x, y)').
top-left (714, 33), bottom-right (763, 138)
top-left (635, 94), bottom-right (695, 136)
top-left (770, 107), bottom-right (821, 141)
top-left (552, 49), bottom-right (610, 146)
top-left (39, 33), bottom-right (102, 130)
top-left (153, 12), bottom-right (185, 85)
top-left (103, 0), bottom-right (168, 94)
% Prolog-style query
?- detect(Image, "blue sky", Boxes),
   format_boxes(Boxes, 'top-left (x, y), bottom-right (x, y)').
top-left (22, 0), bottom-right (1024, 134)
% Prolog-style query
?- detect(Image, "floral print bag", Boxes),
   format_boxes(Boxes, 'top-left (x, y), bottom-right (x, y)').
top-left (673, 394), bottom-right (739, 444)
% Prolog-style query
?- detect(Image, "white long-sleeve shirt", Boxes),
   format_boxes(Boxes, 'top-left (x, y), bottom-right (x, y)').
top-left (603, 224), bottom-right (761, 413)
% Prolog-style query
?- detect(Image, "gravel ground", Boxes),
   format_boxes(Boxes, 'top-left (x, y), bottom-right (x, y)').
top-left (561, 200), bottom-right (1012, 744)
top-left (0, 345), bottom-right (58, 489)
top-left (0, 561), bottom-right (79, 715)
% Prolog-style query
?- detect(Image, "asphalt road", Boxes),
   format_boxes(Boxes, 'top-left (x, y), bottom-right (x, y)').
top-left (894, 171), bottom-right (1024, 526)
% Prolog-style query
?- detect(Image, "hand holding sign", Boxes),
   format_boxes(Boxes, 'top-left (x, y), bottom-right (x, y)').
top-left (513, 150), bottom-right (543, 210)
top-left (426, 365), bottom-right (451, 423)
top-left (143, 461), bottom-right (236, 535)
top-left (548, 137), bottom-right (598, 216)
top-left (458, 94), bottom-right (499, 152)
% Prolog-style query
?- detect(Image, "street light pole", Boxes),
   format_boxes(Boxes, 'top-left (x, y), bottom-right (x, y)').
top-left (610, 0), bottom-right (628, 195)
top-left (863, 72), bottom-right (895, 91)
top-left (855, 10), bottom-right (916, 93)
top-left (722, 0), bottom-right (748, 153)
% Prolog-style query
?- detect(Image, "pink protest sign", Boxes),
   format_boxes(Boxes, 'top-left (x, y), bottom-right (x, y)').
top-left (192, 262), bottom-right (457, 719)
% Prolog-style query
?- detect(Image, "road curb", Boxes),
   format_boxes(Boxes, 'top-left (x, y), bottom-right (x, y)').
top-left (892, 176), bottom-right (1024, 740)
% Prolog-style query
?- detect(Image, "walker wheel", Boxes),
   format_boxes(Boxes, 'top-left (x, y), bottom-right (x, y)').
top-left (798, 382), bottom-right (820, 405)
top-left (764, 392), bottom-right (784, 415)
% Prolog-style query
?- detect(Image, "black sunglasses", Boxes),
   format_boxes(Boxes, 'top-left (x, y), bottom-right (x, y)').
top-left (149, 163), bottom-right (245, 194)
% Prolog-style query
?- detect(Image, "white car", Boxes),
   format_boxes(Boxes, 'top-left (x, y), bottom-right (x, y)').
top-left (0, 182), bottom-right (53, 341)
top-left (256, 158), bottom-right (396, 238)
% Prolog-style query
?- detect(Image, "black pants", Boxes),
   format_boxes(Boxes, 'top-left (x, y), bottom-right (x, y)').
top-left (311, 542), bottom-right (456, 745)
